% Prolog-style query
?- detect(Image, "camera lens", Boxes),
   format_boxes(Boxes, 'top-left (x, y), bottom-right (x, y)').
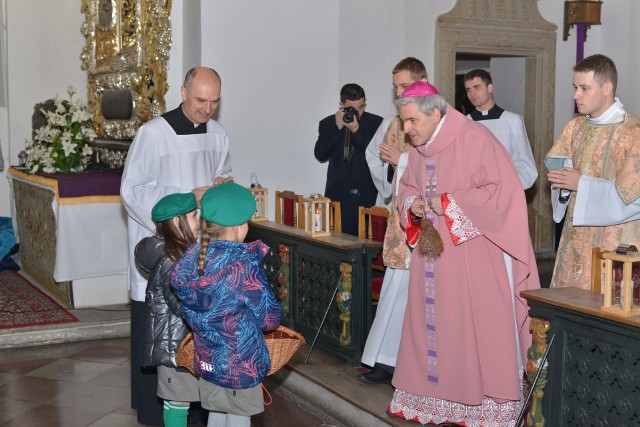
top-left (343, 107), bottom-right (355, 123)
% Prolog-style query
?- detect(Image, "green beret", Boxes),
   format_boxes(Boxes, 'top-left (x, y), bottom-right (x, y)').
top-left (151, 192), bottom-right (197, 222)
top-left (201, 182), bottom-right (256, 226)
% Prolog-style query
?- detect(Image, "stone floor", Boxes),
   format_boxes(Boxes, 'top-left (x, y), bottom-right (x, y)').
top-left (0, 257), bottom-right (555, 426)
top-left (0, 337), bottom-right (354, 427)
top-left (0, 293), bottom-right (406, 427)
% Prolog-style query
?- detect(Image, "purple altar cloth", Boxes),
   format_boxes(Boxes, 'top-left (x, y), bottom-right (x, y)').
top-left (39, 168), bottom-right (122, 198)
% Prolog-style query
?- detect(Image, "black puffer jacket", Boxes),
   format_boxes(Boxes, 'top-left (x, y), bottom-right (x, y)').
top-left (135, 236), bottom-right (189, 368)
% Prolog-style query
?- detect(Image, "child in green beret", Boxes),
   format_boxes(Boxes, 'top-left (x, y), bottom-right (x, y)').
top-left (172, 182), bottom-right (282, 427)
top-left (134, 192), bottom-right (203, 427)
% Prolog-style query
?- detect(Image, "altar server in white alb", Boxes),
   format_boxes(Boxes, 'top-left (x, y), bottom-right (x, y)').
top-left (360, 57), bottom-right (428, 384)
top-left (121, 67), bottom-right (232, 426)
top-left (464, 68), bottom-right (538, 190)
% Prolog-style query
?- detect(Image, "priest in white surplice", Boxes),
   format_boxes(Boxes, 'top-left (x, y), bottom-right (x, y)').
top-left (120, 67), bottom-right (232, 425)
top-left (361, 57), bottom-right (427, 384)
top-left (463, 69), bottom-right (538, 190)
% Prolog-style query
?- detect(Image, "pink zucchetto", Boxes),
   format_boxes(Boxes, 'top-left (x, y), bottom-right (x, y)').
top-left (401, 81), bottom-right (440, 98)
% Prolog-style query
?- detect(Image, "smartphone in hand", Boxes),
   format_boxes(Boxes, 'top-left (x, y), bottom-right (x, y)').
top-left (544, 156), bottom-right (573, 171)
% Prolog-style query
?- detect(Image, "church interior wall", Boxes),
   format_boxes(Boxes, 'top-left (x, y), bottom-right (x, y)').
top-left (540, 0), bottom-right (638, 138)
top-left (629, 1), bottom-right (640, 109)
top-left (0, 107), bottom-right (7, 217)
top-left (1, 0), bottom-right (87, 217)
top-left (490, 57), bottom-right (526, 118)
top-left (1, 0), bottom-right (638, 221)
top-left (199, 0), bottom-right (342, 217)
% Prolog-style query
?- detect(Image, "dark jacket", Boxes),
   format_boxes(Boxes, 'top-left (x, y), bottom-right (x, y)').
top-left (135, 236), bottom-right (189, 368)
top-left (314, 111), bottom-right (383, 234)
top-left (171, 240), bottom-right (281, 390)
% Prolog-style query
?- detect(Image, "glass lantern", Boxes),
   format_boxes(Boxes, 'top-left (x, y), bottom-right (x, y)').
top-left (248, 173), bottom-right (268, 221)
top-left (248, 186), bottom-right (268, 221)
top-left (303, 196), bottom-right (331, 237)
top-left (601, 252), bottom-right (640, 317)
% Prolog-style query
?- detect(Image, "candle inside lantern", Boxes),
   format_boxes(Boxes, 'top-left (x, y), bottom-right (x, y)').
top-left (315, 207), bottom-right (322, 231)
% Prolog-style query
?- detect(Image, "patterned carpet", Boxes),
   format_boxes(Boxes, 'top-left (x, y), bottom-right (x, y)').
top-left (0, 270), bottom-right (78, 329)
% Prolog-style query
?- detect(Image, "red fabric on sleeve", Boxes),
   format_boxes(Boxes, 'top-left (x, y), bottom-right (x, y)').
top-left (406, 211), bottom-right (422, 246)
top-left (441, 192), bottom-right (460, 245)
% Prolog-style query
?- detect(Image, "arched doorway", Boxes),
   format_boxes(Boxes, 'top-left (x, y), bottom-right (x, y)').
top-left (434, 0), bottom-right (557, 254)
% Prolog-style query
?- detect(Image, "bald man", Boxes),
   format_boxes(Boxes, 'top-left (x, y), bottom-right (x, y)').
top-left (121, 67), bottom-right (232, 425)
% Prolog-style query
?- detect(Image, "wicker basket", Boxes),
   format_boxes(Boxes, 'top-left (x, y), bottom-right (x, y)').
top-left (176, 332), bottom-right (196, 375)
top-left (265, 325), bottom-right (306, 375)
top-left (176, 325), bottom-right (305, 377)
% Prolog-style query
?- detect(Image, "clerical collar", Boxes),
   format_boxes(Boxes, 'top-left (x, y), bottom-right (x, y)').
top-left (425, 115), bottom-right (447, 148)
top-left (162, 103), bottom-right (208, 135)
top-left (587, 97), bottom-right (625, 125)
top-left (469, 104), bottom-right (504, 121)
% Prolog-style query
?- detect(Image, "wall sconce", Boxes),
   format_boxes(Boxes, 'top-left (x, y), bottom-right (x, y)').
top-left (563, 1), bottom-right (603, 41)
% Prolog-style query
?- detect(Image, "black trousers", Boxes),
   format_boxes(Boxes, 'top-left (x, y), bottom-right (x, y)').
top-left (131, 300), bottom-right (163, 426)
top-left (340, 190), bottom-right (375, 236)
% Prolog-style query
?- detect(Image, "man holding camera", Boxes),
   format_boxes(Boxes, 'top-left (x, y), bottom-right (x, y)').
top-left (314, 83), bottom-right (383, 235)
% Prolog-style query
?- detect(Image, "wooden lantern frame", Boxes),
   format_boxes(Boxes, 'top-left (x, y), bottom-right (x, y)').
top-left (601, 252), bottom-right (640, 317)
top-left (303, 197), bottom-right (331, 237)
top-left (249, 187), bottom-right (268, 221)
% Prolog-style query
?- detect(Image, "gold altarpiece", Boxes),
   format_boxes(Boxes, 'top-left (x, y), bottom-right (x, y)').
top-left (80, 0), bottom-right (172, 166)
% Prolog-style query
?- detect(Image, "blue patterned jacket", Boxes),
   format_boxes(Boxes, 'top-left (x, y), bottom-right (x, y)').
top-left (171, 239), bottom-right (281, 389)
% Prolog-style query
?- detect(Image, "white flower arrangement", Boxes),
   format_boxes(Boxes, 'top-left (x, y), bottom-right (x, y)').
top-left (25, 87), bottom-right (97, 174)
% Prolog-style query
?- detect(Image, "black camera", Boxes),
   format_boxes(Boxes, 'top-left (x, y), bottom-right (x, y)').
top-left (343, 106), bottom-right (357, 124)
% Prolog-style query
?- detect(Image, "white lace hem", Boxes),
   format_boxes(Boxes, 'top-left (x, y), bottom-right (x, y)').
top-left (388, 389), bottom-right (523, 427)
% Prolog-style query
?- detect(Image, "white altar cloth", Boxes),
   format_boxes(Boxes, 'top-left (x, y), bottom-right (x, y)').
top-left (8, 170), bottom-right (128, 282)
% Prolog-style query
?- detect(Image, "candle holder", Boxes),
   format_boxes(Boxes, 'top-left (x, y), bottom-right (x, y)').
top-left (248, 172), bottom-right (268, 221)
top-left (248, 186), bottom-right (268, 221)
top-left (303, 196), bottom-right (331, 237)
top-left (601, 251), bottom-right (640, 317)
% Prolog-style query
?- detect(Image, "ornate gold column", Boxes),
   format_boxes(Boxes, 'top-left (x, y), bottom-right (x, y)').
top-left (526, 318), bottom-right (551, 426)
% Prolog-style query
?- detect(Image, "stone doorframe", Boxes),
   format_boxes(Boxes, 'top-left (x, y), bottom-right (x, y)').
top-left (434, 0), bottom-right (557, 254)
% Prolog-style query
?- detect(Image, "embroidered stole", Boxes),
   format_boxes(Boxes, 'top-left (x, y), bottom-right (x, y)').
top-left (424, 160), bottom-right (438, 384)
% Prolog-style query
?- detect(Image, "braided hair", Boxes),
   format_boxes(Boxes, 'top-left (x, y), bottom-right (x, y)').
top-left (197, 218), bottom-right (227, 272)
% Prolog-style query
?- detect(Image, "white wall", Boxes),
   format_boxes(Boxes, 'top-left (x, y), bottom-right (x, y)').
top-left (3, 0), bottom-right (86, 218)
top-left (165, 0), bottom-right (185, 110)
top-left (0, 0), bottom-right (6, 107)
top-left (2, 0), bottom-right (638, 221)
top-left (199, 0), bottom-right (341, 219)
top-left (0, 1), bottom-right (10, 215)
top-left (195, 0), bottom-right (454, 220)
top-left (405, 1), bottom-right (455, 82)
top-left (491, 57), bottom-right (526, 118)
top-left (537, 0), bottom-right (639, 137)
top-left (0, 0), bottom-right (6, 217)
top-left (630, 1), bottom-right (640, 109)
